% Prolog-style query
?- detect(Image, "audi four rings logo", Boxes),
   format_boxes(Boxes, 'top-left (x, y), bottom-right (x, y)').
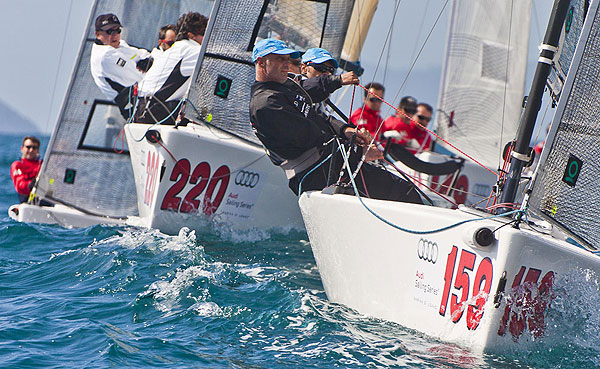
top-left (235, 170), bottom-right (260, 188)
top-left (417, 238), bottom-right (438, 263)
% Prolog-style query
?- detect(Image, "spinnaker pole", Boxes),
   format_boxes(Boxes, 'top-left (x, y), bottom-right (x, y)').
top-left (500, 0), bottom-right (570, 211)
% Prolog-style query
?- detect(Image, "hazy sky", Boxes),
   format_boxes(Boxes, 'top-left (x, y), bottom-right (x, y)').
top-left (0, 0), bottom-right (552, 134)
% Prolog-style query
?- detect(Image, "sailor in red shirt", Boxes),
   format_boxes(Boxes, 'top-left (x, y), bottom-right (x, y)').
top-left (381, 96), bottom-right (417, 145)
top-left (11, 136), bottom-right (42, 203)
top-left (402, 103), bottom-right (433, 154)
top-left (349, 82), bottom-right (385, 137)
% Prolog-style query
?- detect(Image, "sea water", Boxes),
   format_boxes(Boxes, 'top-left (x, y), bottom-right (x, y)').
top-left (1, 133), bottom-right (600, 368)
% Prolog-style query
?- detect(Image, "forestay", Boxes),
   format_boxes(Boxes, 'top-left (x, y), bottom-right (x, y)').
top-left (183, 0), bottom-right (355, 145)
top-left (35, 0), bottom-right (211, 218)
top-left (434, 0), bottom-right (531, 168)
top-left (528, 0), bottom-right (600, 249)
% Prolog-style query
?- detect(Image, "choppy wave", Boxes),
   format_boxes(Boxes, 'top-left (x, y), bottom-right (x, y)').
top-left (3, 138), bottom-right (600, 367)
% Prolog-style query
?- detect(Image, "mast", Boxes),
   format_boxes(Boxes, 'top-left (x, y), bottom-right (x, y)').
top-left (500, 0), bottom-right (570, 210)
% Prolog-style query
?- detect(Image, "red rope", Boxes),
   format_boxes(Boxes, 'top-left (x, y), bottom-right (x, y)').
top-left (384, 158), bottom-right (460, 208)
top-left (113, 126), bottom-right (126, 154)
top-left (359, 168), bottom-right (371, 198)
top-left (357, 83), bottom-right (498, 177)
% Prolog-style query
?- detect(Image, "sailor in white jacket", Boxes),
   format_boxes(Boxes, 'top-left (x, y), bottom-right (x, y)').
top-left (90, 13), bottom-right (152, 119)
top-left (136, 12), bottom-right (208, 124)
top-left (150, 24), bottom-right (177, 59)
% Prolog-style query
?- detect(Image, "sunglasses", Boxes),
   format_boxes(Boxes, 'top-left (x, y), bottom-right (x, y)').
top-left (417, 114), bottom-right (431, 122)
top-left (161, 39), bottom-right (175, 47)
top-left (24, 145), bottom-right (39, 150)
top-left (104, 28), bottom-right (122, 35)
top-left (404, 109), bottom-right (417, 115)
top-left (368, 97), bottom-right (382, 103)
top-left (308, 63), bottom-right (336, 74)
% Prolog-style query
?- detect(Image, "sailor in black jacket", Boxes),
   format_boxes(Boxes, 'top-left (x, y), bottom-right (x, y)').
top-left (249, 38), bottom-right (422, 204)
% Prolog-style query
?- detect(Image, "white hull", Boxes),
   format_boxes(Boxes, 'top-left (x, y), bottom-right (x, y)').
top-left (8, 203), bottom-right (125, 228)
top-left (299, 191), bottom-right (600, 353)
top-left (125, 123), bottom-right (303, 234)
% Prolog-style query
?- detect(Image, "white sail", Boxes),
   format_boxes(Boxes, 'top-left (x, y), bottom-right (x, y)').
top-left (31, 0), bottom-right (210, 219)
top-left (528, 0), bottom-right (600, 249)
top-left (435, 0), bottom-right (532, 169)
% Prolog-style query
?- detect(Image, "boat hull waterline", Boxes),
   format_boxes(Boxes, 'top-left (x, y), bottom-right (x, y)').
top-left (299, 191), bottom-right (600, 353)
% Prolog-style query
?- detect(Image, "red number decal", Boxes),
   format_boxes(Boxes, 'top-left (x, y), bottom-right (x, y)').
top-left (498, 266), bottom-right (526, 336)
top-left (498, 267), bottom-right (555, 340)
top-left (144, 151), bottom-right (159, 206)
top-left (452, 175), bottom-right (469, 205)
top-left (528, 271), bottom-right (554, 338)
top-left (450, 250), bottom-right (476, 323)
top-left (466, 257), bottom-right (493, 330)
top-left (180, 162), bottom-right (211, 213)
top-left (160, 159), bottom-right (190, 211)
top-left (439, 246), bottom-right (458, 316)
top-left (203, 165), bottom-right (230, 215)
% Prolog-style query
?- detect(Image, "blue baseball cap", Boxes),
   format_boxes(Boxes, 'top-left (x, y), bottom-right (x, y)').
top-left (301, 48), bottom-right (339, 68)
top-left (252, 38), bottom-right (300, 62)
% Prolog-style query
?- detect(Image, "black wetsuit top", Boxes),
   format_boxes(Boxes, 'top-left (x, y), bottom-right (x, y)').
top-left (249, 75), bottom-right (349, 164)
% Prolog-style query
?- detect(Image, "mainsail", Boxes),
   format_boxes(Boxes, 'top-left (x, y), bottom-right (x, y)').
top-left (183, 0), bottom-right (355, 144)
top-left (435, 0), bottom-right (532, 168)
top-left (547, 0), bottom-right (590, 101)
top-left (528, 0), bottom-right (600, 248)
top-left (34, 0), bottom-right (211, 218)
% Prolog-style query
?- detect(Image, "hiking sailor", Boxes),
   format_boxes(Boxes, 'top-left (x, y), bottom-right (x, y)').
top-left (300, 47), bottom-right (357, 114)
top-left (151, 24), bottom-right (177, 58)
top-left (249, 38), bottom-right (422, 204)
top-left (11, 136), bottom-right (42, 203)
top-left (135, 12), bottom-right (208, 125)
top-left (90, 13), bottom-right (152, 120)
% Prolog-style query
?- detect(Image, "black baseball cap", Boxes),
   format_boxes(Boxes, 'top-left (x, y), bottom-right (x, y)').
top-left (399, 96), bottom-right (418, 114)
top-left (95, 13), bottom-right (121, 31)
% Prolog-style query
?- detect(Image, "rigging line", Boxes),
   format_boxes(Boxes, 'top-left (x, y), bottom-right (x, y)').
top-left (388, 0), bottom-right (450, 110)
top-left (354, 0), bottom-right (403, 126)
top-left (357, 83), bottom-right (497, 177)
top-left (45, 0), bottom-right (74, 133)
top-left (498, 0), bottom-right (516, 171)
top-left (384, 159), bottom-right (457, 207)
top-left (383, 0), bottom-right (399, 85)
top-left (130, 98), bottom-right (184, 142)
top-left (408, 0), bottom-right (431, 65)
top-left (338, 137), bottom-right (522, 234)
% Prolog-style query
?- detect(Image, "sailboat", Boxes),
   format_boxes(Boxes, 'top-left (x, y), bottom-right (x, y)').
top-left (124, 0), bottom-right (360, 234)
top-left (8, 0), bottom-right (213, 228)
top-left (9, 0), bottom-right (364, 234)
top-left (299, 0), bottom-right (600, 353)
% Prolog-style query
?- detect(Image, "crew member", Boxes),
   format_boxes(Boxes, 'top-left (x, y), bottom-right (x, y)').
top-left (151, 24), bottom-right (177, 58)
top-left (407, 103), bottom-right (433, 153)
top-left (136, 12), bottom-right (208, 125)
top-left (90, 13), bottom-right (152, 119)
top-left (381, 96), bottom-right (417, 145)
top-left (349, 82), bottom-right (385, 138)
top-left (249, 38), bottom-right (422, 203)
top-left (300, 47), bottom-right (345, 114)
top-left (11, 137), bottom-right (42, 203)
